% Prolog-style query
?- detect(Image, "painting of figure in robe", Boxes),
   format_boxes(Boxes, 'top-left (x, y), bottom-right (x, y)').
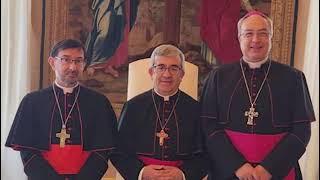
top-left (85, 0), bottom-right (139, 77)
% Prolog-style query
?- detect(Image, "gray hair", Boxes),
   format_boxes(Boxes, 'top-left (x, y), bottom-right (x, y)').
top-left (237, 12), bottom-right (273, 38)
top-left (150, 44), bottom-right (185, 71)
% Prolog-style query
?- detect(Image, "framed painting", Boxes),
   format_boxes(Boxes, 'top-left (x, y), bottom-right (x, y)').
top-left (42, 0), bottom-right (297, 112)
top-left (42, 0), bottom-right (297, 111)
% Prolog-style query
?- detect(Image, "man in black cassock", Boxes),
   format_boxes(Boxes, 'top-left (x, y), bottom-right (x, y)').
top-left (5, 39), bottom-right (118, 180)
top-left (111, 44), bottom-right (208, 180)
top-left (201, 11), bottom-right (315, 180)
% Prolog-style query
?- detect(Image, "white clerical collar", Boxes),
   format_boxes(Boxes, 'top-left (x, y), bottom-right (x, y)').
top-left (153, 89), bottom-right (179, 101)
top-left (242, 57), bottom-right (269, 69)
top-left (54, 81), bottom-right (79, 94)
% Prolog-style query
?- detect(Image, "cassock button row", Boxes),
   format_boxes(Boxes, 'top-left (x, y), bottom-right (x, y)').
top-left (68, 127), bottom-right (72, 131)
top-left (68, 104), bottom-right (72, 107)
top-left (253, 84), bottom-right (257, 88)
top-left (165, 127), bottom-right (170, 131)
top-left (66, 121), bottom-right (71, 126)
top-left (164, 155), bottom-right (169, 159)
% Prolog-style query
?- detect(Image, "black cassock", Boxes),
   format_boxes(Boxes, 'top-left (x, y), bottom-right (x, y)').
top-left (111, 90), bottom-right (208, 180)
top-left (201, 60), bottom-right (315, 180)
top-left (6, 85), bottom-right (117, 180)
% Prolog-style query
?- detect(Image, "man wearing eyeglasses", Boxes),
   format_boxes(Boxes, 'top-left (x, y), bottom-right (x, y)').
top-left (201, 11), bottom-right (315, 180)
top-left (111, 44), bottom-right (208, 180)
top-left (5, 39), bottom-right (118, 180)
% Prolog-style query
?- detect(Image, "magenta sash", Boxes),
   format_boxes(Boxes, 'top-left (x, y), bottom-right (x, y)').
top-left (138, 156), bottom-right (182, 167)
top-left (42, 144), bottom-right (90, 174)
top-left (225, 130), bottom-right (295, 180)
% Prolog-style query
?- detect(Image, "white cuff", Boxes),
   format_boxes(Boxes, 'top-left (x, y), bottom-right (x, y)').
top-left (181, 169), bottom-right (186, 180)
top-left (138, 167), bottom-right (145, 180)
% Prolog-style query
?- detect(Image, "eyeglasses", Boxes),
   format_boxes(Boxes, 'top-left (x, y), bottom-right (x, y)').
top-left (240, 31), bottom-right (271, 39)
top-left (55, 56), bottom-right (85, 65)
top-left (153, 64), bottom-right (182, 75)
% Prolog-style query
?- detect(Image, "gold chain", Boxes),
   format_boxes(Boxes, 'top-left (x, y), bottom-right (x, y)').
top-left (152, 90), bottom-right (180, 130)
top-left (52, 83), bottom-right (80, 129)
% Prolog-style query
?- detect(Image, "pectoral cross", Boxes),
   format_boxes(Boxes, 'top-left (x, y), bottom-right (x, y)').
top-left (56, 128), bottom-right (70, 148)
top-left (244, 106), bottom-right (259, 125)
top-left (156, 129), bottom-right (168, 146)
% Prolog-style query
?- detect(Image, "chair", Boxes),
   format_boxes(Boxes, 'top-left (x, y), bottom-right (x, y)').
top-left (127, 58), bottom-right (199, 100)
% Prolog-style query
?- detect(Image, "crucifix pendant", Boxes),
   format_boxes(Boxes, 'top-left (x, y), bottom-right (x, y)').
top-left (244, 106), bottom-right (259, 125)
top-left (156, 129), bottom-right (168, 146)
top-left (56, 127), bottom-right (70, 148)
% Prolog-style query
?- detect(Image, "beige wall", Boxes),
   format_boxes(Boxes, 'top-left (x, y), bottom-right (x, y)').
top-left (294, 0), bottom-right (310, 70)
